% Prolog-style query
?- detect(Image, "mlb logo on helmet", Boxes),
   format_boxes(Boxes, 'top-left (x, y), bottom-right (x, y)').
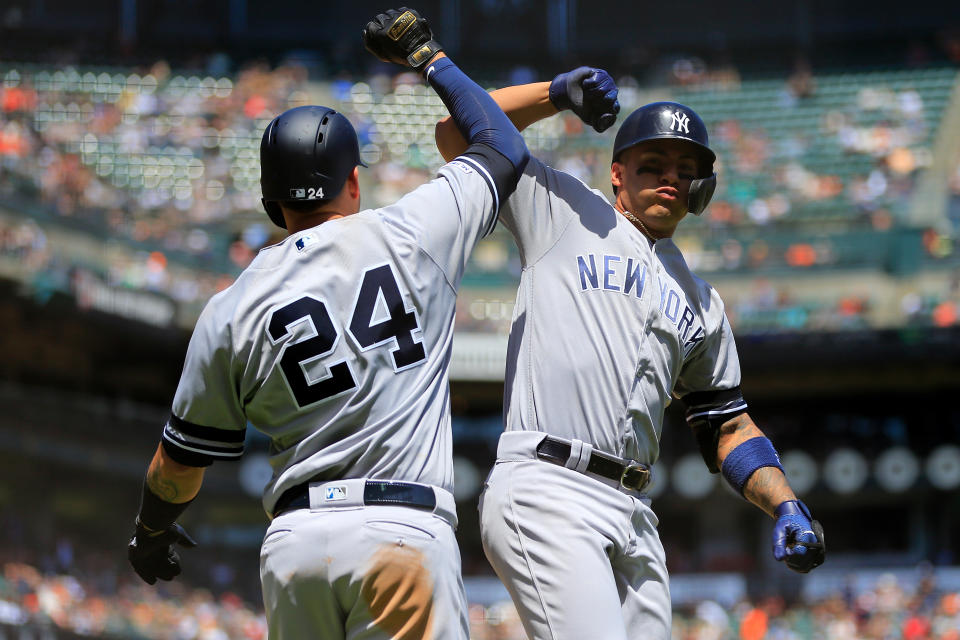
top-left (325, 486), bottom-right (347, 501)
top-left (290, 188), bottom-right (306, 199)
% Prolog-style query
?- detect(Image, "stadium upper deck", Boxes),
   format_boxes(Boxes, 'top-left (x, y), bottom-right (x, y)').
top-left (0, 61), bottom-right (958, 338)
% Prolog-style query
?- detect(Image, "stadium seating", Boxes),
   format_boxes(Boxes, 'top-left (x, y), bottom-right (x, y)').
top-left (1, 62), bottom-right (958, 335)
top-left (1, 554), bottom-right (958, 640)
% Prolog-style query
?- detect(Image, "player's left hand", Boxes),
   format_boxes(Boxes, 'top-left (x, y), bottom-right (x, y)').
top-left (549, 67), bottom-right (620, 133)
top-left (772, 500), bottom-right (825, 573)
top-left (128, 521), bottom-right (197, 584)
top-left (362, 7), bottom-right (443, 71)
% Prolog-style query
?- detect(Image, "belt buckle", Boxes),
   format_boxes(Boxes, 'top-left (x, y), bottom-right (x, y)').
top-left (620, 463), bottom-right (650, 492)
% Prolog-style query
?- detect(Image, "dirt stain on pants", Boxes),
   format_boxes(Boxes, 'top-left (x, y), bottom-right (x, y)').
top-left (361, 543), bottom-right (435, 639)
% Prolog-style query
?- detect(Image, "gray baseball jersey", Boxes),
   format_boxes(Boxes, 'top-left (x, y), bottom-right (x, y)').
top-left (499, 155), bottom-right (745, 463)
top-left (481, 155), bottom-right (747, 640)
top-left (161, 157), bottom-right (499, 516)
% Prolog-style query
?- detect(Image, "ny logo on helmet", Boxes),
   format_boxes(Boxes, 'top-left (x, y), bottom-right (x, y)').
top-left (670, 111), bottom-right (690, 134)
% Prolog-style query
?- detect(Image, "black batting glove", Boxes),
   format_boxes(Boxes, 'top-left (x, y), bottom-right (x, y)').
top-left (549, 67), bottom-right (620, 133)
top-left (128, 520), bottom-right (197, 585)
top-left (772, 500), bottom-right (825, 573)
top-left (363, 7), bottom-right (443, 71)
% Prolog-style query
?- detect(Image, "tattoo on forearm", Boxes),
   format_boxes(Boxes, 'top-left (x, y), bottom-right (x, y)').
top-left (744, 466), bottom-right (778, 499)
top-left (744, 467), bottom-right (795, 517)
top-left (719, 413), bottom-right (760, 440)
top-left (717, 413), bottom-right (763, 460)
top-left (147, 470), bottom-right (181, 502)
top-left (717, 413), bottom-right (796, 516)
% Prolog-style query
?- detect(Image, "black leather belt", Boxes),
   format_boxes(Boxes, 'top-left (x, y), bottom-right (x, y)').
top-left (272, 480), bottom-right (437, 518)
top-left (535, 436), bottom-right (651, 492)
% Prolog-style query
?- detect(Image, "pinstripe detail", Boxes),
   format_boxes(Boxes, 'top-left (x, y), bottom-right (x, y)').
top-left (684, 386), bottom-right (747, 423)
top-left (683, 386), bottom-right (744, 407)
top-left (163, 414), bottom-right (245, 459)
top-left (685, 388), bottom-right (747, 473)
top-left (456, 154), bottom-right (500, 235)
top-left (685, 400), bottom-right (748, 422)
top-left (168, 414), bottom-right (246, 442)
top-left (162, 430), bottom-right (244, 459)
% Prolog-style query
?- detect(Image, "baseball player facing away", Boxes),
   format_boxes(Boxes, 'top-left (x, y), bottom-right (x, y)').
top-left (436, 75), bottom-right (826, 639)
top-left (126, 8), bottom-right (529, 639)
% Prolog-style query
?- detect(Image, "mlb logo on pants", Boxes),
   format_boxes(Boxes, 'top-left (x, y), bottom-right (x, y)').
top-left (325, 486), bottom-right (347, 501)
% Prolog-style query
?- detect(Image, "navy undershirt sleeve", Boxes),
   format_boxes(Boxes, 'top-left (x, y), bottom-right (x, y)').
top-left (458, 142), bottom-right (524, 208)
top-left (424, 56), bottom-right (529, 203)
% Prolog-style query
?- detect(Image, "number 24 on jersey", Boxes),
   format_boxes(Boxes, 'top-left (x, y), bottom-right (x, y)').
top-left (267, 264), bottom-right (426, 407)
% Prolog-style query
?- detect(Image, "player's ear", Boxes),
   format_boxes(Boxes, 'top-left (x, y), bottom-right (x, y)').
top-left (346, 166), bottom-right (360, 200)
top-left (611, 161), bottom-right (624, 191)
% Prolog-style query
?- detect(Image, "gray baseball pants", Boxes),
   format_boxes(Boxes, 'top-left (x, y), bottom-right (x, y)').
top-left (479, 431), bottom-right (671, 640)
top-left (260, 479), bottom-right (469, 640)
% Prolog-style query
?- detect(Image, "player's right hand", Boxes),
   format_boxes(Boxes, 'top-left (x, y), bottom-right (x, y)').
top-left (128, 521), bottom-right (197, 585)
top-left (772, 500), bottom-right (825, 573)
top-left (362, 7), bottom-right (443, 71)
top-left (549, 67), bottom-right (620, 133)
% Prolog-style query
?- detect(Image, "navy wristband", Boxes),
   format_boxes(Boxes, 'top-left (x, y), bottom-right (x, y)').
top-left (721, 437), bottom-right (784, 495)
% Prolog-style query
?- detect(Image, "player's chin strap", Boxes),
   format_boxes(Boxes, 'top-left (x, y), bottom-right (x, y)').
top-left (688, 172), bottom-right (717, 216)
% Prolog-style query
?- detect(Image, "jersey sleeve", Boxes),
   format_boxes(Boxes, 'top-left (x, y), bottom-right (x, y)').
top-left (497, 156), bottom-right (596, 267)
top-left (163, 297), bottom-right (247, 467)
top-left (378, 149), bottom-right (500, 286)
top-left (674, 294), bottom-right (747, 472)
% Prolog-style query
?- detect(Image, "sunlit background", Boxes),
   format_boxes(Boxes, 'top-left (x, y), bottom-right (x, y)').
top-left (1, 0), bottom-right (960, 638)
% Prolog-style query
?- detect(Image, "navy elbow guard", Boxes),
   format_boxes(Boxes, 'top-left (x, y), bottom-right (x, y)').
top-left (721, 437), bottom-right (784, 495)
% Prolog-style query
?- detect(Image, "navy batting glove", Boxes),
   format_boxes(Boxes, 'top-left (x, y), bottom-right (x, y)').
top-left (128, 521), bottom-right (197, 585)
top-left (772, 500), bottom-right (825, 573)
top-left (549, 67), bottom-right (620, 133)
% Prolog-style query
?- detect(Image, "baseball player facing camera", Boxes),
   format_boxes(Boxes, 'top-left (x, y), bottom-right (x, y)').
top-left (436, 77), bottom-right (825, 638)
top-left (127, 7), bottom-right (529, 639)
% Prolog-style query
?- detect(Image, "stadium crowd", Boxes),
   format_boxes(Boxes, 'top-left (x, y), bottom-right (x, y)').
top-left (1, 10), bottom-right (959, 639)
top-left (1, 59), bottom-right (958, 334)
top-left (1, 554), bottom-right (958, 639)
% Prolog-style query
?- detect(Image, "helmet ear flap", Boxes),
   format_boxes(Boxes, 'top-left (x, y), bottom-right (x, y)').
top-left (688, 173), bottom-right (716, 216)
top-left (262, 199), bottom-right (287, 229)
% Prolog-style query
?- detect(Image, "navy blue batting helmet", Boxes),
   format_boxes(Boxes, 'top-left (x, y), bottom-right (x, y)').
top-left (260, 106), bottom-right (367, 229)
top-left (612, 101), bottom-right (716, 215)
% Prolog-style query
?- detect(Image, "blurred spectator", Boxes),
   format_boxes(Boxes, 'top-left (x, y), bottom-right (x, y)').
top-left (1, 533), bottom-right (960, 640)
top-left (947, 155), bottom-right (960, 235)
top-left (1, 58), bottom-right (958, 338)
top-left (780, 57), bottom-right (816, 108)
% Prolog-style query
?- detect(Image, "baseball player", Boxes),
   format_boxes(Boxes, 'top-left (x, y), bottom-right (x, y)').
top-left (125, 8), bottom-right (529, 639)
top-left (436, 79), bottom-right (825, 639)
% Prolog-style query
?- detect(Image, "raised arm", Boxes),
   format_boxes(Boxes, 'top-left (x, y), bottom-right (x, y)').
top-left (364, 8), bottom-right (529, 198)
top-left (435, 66), bottom-right (620, 163)
top-left (714, 412), bottom-right (826, 574)
top-left (436, 82), bottom-right (553, 161)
